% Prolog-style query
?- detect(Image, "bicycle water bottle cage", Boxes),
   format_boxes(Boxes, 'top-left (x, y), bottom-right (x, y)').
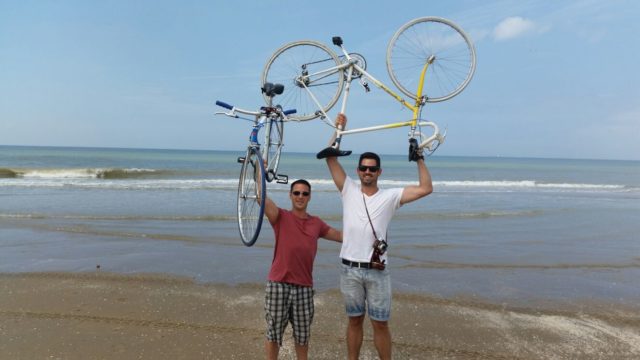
top-left (262, 82), bottom-right (284, 97)
top-left (332, 37), bottom-right (343, 46)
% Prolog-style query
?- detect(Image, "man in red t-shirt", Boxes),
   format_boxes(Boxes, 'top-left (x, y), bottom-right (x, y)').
top-left (262, 179), bottom-right (342, 360)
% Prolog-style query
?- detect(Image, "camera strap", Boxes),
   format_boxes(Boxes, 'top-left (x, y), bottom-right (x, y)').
top-left (362, 193), bottom-right (379, 240)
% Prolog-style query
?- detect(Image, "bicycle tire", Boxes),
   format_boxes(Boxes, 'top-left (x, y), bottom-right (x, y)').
top-left (263, 118), bottom-right (284, 182)
top-left (262, 40), bottom-right (344, 121)
top-left (237, 147), bottom-right (266, 246)
top-left (386, 17), bottom-right (476, 102)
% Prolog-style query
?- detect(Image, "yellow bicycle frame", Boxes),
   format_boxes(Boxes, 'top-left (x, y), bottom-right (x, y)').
top-left (364, 58), bottom-right (431, 130)
top-left (299, 48), bottom-right (442, 150)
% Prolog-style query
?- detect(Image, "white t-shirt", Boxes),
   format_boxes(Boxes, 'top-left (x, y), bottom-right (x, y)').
top-left (340, 176), bottom-right (403, 263)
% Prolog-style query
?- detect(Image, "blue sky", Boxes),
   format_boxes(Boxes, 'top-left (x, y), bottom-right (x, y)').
top-left (1, 0), bottom-right (638, 160)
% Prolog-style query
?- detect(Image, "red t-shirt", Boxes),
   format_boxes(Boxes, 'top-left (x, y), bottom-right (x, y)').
top-left (268, 208), bottom-right (330, 287)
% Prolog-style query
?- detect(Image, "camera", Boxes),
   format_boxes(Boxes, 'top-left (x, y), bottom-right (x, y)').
top-left (373, 238), bottom-right (388, 255)
top-left (370, 238), bottom-right (388, 270)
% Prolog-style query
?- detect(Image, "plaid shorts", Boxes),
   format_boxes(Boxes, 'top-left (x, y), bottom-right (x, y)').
top-left (264, 281), bottom-right (315, 346)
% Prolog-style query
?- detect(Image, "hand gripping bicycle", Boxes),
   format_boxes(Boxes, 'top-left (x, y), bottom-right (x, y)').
top-left (215, 83), bottom-right (296, 246)
top-left (261, 17), bottom-right (476, 159)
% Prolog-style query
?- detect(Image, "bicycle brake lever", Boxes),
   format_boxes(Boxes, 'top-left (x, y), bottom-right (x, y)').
top-left (214, 111), bottom-right (238, 118)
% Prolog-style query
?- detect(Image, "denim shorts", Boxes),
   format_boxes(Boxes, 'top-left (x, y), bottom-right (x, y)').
top-left (339, 263), bottom-right (391, 321)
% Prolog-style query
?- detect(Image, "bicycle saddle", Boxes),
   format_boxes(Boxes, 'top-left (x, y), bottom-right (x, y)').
top-left (316, 146), bottom-right (352, 159)
top-left (262, 82), bottom-right (284, 97)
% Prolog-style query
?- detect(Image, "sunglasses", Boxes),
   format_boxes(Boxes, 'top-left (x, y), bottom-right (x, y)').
top-left (292, 191), bottom-right (310, 197)
top-left (358, 165), bottom-right (380, 172)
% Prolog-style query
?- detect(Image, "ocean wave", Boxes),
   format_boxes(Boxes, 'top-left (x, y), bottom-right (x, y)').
top-left (393, 180), bottom-right (627, 191)
top-left (326, 179), bottom-right (632, 193)
top-left (394, 209), bottom-right (544, 220)
top-left (0, 178), bottom-right (239, 190)
top-left (0, 167), bottom-right (172, 179)
top-left (0, 212), bottom-right (235, 222)
top-left (0, 168), bottom-right (19, 178)
top-left (96, 168), bottom-right (165, 179)
top-left (0, 172), bottom-right (634, 193)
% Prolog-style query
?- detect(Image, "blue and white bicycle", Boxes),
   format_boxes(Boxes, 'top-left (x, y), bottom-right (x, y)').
top-left (215, 83), bottom-right (296, 246)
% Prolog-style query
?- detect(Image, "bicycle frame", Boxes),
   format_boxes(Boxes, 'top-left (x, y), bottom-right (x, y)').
top-left (297, 43), bottom-right (444, 151)
top-left (215, 101), bottom-right (290, 183)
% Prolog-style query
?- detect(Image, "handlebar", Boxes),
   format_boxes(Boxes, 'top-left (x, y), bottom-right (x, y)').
top-left (215, 100), bottom-right (233, 110)
top-left (215, 100), bottom-right (296, 119)
top-left (416, 121), bottom-right (446, 151)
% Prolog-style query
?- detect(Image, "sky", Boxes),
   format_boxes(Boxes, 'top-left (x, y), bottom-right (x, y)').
top-left (1, 0), bottom-right (639, 160)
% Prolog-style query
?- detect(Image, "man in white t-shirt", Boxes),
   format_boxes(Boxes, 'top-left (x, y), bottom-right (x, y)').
top-left (318, 113), bottom-right (433, 360)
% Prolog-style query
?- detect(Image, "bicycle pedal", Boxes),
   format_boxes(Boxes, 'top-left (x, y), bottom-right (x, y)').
top-left (316, 146), bottom-right (352, 159)
top-left (276, 174), bottom-right (288, 184)
top-left (237, 157), bottom-right (245, 163)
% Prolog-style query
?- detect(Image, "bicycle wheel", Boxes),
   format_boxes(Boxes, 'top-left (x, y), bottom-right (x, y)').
top-left (237, 147), bottom-right (266, 246)
top-left (386, 17), bottom-right (476, 102)
top-left (263, 119), bottom-right (284, 182)
top-left (262, 40), bottom-right (344, 121)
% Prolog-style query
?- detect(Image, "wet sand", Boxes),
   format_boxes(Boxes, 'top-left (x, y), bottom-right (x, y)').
top-left (1, 272), bottom-right (639, 359)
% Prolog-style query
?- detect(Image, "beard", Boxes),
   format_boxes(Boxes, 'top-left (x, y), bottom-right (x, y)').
top-left (360, 173), bottom-right (376, 186)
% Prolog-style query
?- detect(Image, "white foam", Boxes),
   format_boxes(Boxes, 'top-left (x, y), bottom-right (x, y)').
top-left (0, 174), bottom-right (630, 193)
top-left (12, 168), bottom-right (157, 179)
top-left (0, 178), bottom-right (239, 190)
top-left (21, 168), bottom-right (98, 179)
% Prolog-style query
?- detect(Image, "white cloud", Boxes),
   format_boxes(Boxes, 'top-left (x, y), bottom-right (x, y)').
top-left (493, 16), bottom-right (536, 41)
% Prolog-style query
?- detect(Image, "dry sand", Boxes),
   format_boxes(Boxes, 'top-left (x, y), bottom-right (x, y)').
top-left (1, 272), bottom-right (639, 359)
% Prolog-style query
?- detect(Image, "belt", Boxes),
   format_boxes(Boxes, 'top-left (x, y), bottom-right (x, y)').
top-left (342, 258), bottom-right (372, 269)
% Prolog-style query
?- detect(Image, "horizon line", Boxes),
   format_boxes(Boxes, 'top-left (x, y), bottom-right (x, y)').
top-left (0, 144), bottom-right (638, 163)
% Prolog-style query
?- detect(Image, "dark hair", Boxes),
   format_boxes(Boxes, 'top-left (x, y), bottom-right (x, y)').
top-left (290, 179), bottom-right (311, 192)
top-left (359, 152), bottom-right (381, 167)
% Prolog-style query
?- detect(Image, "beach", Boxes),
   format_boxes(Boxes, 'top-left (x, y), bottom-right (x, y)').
top-left (1, 271), bottom-right (639, 359)
top-left (2, 146), bottom-right (640, 358)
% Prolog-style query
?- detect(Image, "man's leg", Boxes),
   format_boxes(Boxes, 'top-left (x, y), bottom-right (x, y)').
top-left (366, 268), bottom-right (392, 359)
top-left (265, 282), bottom-right (290, 360)
top-left (371, 319), bottom-right (392, 360)
top-left (265, 340), bottom-right (279, 360)
top-left (291, 286), bottom-right (314, 360)
top-left (340, 265), bottom-right (367, 360)
top-left (294, 343), bottom-right (309, 360)
top-left (347, 315), bottom-right (365, 360)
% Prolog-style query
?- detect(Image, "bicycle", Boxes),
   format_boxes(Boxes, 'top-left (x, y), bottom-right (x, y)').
top-left (215, 83), bottom-right (296, 246)
top-left (260, 17), bottom-right (476, 159)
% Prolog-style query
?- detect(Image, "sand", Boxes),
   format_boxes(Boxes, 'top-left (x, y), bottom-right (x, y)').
top-left (1, 272), bottom-right (639, 359)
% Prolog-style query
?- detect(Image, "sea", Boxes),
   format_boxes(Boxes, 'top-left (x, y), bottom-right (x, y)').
top-left (1, 145), bottom-right (639, 310)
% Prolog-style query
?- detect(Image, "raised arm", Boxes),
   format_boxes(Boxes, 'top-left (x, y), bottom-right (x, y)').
top-left (263, 195), bottom-right (279, 224)
top-left (326, 157), bottom-right (347, 192)
top-left (325, 113), bottom-right (348, 192)
top-left (400, 157), bottom-right (433, 205)
top-left (256, 159), bottom-right (280, 223)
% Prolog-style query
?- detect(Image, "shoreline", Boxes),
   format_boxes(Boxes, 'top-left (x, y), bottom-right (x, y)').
top-left (1, 271), bottom-right (639, 359)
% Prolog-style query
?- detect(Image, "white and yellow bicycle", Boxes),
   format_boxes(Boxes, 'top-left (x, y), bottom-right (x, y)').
top-left (261, 16), bottom-right (476, 158)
